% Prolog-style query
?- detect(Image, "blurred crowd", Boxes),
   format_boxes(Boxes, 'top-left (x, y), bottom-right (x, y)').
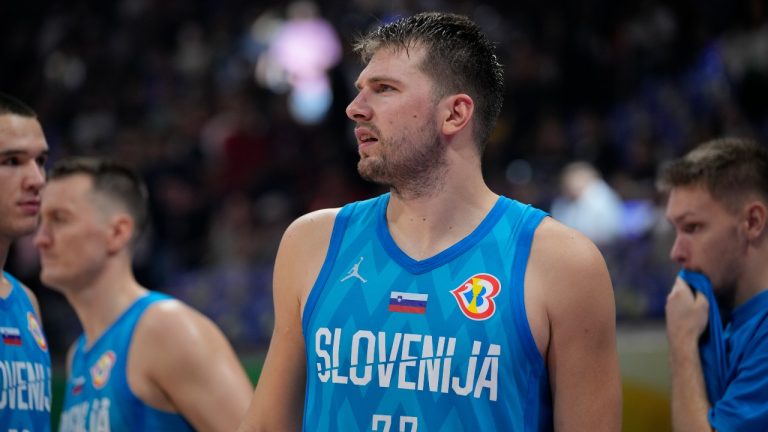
top-left (2, 0), bottom-right (767, 361)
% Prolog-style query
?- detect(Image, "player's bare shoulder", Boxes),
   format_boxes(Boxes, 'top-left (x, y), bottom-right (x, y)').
top-left (129, 298), bottom-right (253, 428)
top-left (528, 216), bottom-right (613, 313)
top-left (281, 208), bottom-right (340, 251)
top-left (137, 299), bottom-right (209, 335)
top-left (130, 299), bottom-right (221, 365)
top-left (125, 299), bottom-right (212, 405)
top-left (525, 217), bottom-right (614, 354)
top-left (276, 208), bottom-right (342, 308)
top-left (529, 217), bottom-right (608, 279)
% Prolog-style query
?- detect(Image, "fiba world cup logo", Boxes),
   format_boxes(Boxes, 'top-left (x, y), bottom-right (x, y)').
top-left (27, 312), bottom-right (48, 351)
top-left (91, 351), bottom-right (117, 389)
top-left (451, 273), bottom-right (501, 320)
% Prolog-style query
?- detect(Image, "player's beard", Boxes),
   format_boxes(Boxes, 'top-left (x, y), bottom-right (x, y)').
top-left (712, 262), bottom-right (744, 313)
top-left (357, 121), bottom-right (447, 200)
top-left (709, 228), bottom-right (747, 312)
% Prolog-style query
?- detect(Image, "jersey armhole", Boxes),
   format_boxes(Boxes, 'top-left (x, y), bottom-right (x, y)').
top-left (511, 208), bottom-right (549, 366)
top-left (301, 204), bottom-right (355, 334)
top-left (120, 293), bottom-right (173, 405)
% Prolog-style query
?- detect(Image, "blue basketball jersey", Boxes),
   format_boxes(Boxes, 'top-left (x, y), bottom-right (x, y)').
top-left (303, 194), bottom-right (553, 432)
top-left (59, 292), bottom-right (194, 432)
top-left (0, 271), bottom-right (52, 432)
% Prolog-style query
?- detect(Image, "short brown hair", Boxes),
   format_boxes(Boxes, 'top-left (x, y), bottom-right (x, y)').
top-left (657, 137), bottom-right (768, 210)
top-left (49, 157), bottom-right (149, 240)
top-left (353, 12), bottom-right (504, 153)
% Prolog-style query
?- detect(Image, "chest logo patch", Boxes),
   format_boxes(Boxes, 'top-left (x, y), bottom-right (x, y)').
top-left (91, 351), bottom-right (117, 389)
top-left (451, 273), bottom-right (501, 320)
top-left (27, 312), bottom-right (48, 352)
top-left (340, 256), bottom-right (367, 284)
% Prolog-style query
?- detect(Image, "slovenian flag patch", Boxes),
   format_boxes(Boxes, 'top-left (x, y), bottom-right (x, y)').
top-left (1, 327), bottom-right (22, 346)
top-left (389, 291), bottom-right (428, 314)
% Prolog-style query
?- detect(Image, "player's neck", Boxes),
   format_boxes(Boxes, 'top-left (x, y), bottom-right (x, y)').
top-left (0, 240), bottom-right (10, 299)
top-left (386, 181), bottom-right (498, 260)
top-left (67, 268), bottom-right (148, 349)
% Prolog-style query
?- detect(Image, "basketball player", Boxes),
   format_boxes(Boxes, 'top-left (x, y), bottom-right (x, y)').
top-left (660, 138), bottom-right (768, 431)
top-left (34, 157), bottom-right (253, 431)
top-left (0, 92), bottom-right (52, 431)
top-left (238, 12), bottom-right (621, 431)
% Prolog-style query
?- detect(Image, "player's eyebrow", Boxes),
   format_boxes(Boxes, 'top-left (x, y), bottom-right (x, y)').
top-left (354, 76), bottom-right (404, 90)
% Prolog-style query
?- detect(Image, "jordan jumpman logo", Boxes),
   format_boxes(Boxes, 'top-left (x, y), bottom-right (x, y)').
top-left (340, 256), bottom-right (367, 283)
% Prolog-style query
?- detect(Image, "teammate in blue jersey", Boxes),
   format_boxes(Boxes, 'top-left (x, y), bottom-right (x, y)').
top-left (0, 92), bottom-right (52, 432)
top-left (238, 11), bottom-right (621, 432)
top-left (34, 157), bottom-right (253, 431)
top-left (660, 138), bottom-right (768, 431)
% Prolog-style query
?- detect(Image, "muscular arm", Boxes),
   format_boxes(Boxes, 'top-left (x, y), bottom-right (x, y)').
top-left (237, 209), bottom-right (338, 432)
top-left (131, 301), bottom-right (254, 432)
top-left (666, 278), bottom-right (713, 432)
top-left (527, 218), bottom-right (622, 431)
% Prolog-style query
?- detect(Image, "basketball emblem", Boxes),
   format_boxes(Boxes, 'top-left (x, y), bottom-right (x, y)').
top-left (91, 351), bottom-right (117, 389)
top-left (27, 312), bottom-right (48, 351)
top-left (451, 273), bottom-right (501, 320)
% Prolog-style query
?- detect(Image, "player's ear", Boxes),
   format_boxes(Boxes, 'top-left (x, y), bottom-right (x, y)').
top-left (743, 200), bottom-right (767, 242)
top-left (107, 213), bottom-right (135, 253)
top-left (440, 93), bottom-right (474, 137)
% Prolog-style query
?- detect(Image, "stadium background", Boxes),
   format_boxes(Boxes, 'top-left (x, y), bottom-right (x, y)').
top-left (3, 0), bottom-right (767, 430)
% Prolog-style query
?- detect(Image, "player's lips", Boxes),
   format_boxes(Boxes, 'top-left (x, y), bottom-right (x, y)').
top-left (18, 200), bottom-right (40, 215)
top-left (355, 127), bottom-right (379, 148)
